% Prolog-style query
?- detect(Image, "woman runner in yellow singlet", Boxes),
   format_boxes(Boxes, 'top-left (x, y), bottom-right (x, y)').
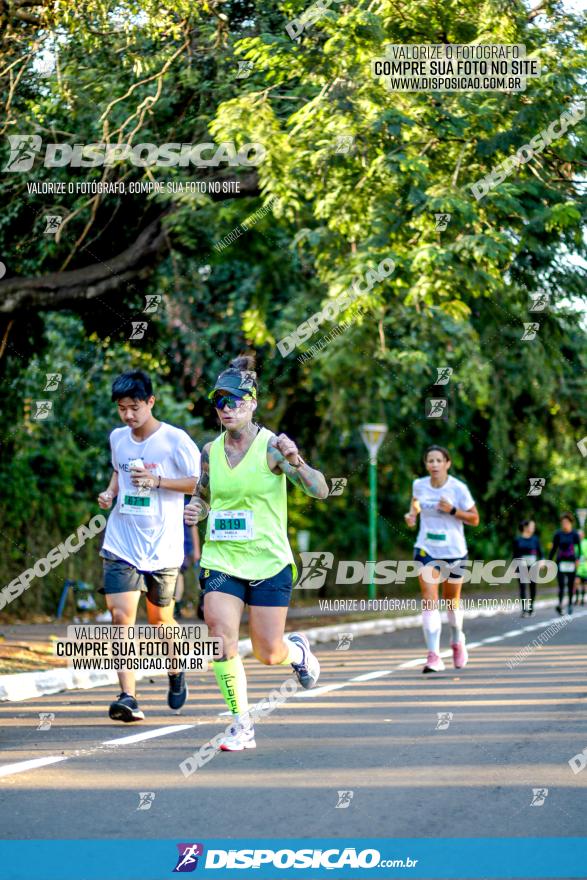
top-left (184, 356), bottom-right (329, 751)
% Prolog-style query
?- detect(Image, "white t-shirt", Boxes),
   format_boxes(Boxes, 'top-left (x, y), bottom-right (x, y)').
top-left (413, 475), bottom-right (475, 559)
top-left (102, 423), bottom-right (200, 571)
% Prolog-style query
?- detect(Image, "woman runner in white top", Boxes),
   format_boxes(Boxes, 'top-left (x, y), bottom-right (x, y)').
top-left (404, 445), bottom-right (479, 673)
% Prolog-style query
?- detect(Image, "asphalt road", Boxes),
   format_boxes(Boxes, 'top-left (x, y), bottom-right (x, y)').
top-left (1, 605), bottom-right (586, 849)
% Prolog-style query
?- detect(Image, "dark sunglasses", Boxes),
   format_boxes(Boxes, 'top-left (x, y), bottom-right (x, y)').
top-left (213, 393), bottom-right (247, 410)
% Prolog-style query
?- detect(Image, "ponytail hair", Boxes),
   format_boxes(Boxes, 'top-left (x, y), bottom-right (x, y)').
top-left (229, 355), bottom-right (256, 374)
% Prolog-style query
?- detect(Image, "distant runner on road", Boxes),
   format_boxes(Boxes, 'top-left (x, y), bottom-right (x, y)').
top-left (575, 531), bottom-right (587, 606)
top-left (512, 519), bottom-right (544, 617)
top-left (549, 513), bottom-right (581, 615)
top-left (404, 445), bottom-right (479, 674)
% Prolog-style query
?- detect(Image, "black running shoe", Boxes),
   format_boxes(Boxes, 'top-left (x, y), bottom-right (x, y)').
top-left (168, 671), bottom-right (188, 710)
top-left (108, 692), bottom-right (144, 723)
top-left (556, 604), bottom-right (562, 615)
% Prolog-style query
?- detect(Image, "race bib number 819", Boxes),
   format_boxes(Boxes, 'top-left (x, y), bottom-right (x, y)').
top-left (210, 510), bottom-right (253, 541)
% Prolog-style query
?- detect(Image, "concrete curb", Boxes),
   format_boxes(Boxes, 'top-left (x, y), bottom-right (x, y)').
top-left (0, 667), bottom-right (151, 703)
top-left (0, 598), bottom-right (557, 702)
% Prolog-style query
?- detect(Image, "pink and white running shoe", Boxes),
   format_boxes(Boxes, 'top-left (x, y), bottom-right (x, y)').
top-left (451, 637), bottom-right (468, 669)
top-left (219, 722), bottom-right (256, 752)
top-left (422, 652), bottom-right (446, 674)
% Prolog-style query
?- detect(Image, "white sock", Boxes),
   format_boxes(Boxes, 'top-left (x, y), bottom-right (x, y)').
top-left (236, 712), bottom-right (254, 730)
top-left (422, 609), bottom-right (441, 654)
top-left (447, 608), bottom-right (464, 644)
top-left (280, 635), bottom-right (304, 666)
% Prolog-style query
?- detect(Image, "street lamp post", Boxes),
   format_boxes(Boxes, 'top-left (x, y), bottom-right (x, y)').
top-left (297, 530), bottom-right (311, 554)
top-left (360, 423), bottom-right (388, 600)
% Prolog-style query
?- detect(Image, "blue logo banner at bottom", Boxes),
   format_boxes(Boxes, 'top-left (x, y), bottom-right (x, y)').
top-left (1, 838), bottom-right (586, 880)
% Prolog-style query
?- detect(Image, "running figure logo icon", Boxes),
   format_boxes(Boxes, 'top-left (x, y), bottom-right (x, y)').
top-left (335, 790), bottom-right (354, 808)
top-left (521, 322), bottom-right (539, 341)
top-left (295, 552), bottom-right (334, 589)
top-left (3, 134), bottom-right (42, 171)
top-left (44, 373), bottom-right (62, 391)
top-left (529, 293), bottom-right (549, 312)
top-left (334, 135), bottom-right (355, 154)
top-left (173, 843), bottom-right (204, 872)
top-left (32, 400), bottom-right (53, 420)
top-left (434, 213), bottom-right (451, 231)
top-left (236, 60), bottom-right (254, 79)
top-left (435, 367), bottom-right (453, 385)
top-left (130, 321), bottom-right (148, 340)
top-left (44, 215), bottom-right (63, 235)
top-left (329, 478), bottom-right (347, 496)
top-left (530, 788), bottom-right (549, 806)
top-left (435, 712), bottom-right (453, 730)
top-left (527, 478), bottom-right (546, 496)
top-left (37, 712), bottom-right (55, 730)
top-left (136, 791), bottom-right (156, 811)
top-left (143, 294), bottom-right (162, 313)
top-left (426, 399), bottom-right (447, 419)
top-left (336, 633), bottom-right (353, 651)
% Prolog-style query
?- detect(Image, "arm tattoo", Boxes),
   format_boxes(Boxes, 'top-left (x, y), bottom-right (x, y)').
top-left (194, 446), bottom-right (211, 501)
top-left (267, 441), bottom-right (328, 499)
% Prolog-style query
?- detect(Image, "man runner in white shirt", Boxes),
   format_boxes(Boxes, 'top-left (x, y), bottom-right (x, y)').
top-left (97, 370), bottom-right (200, 722)
top-left (404, 445), bottom-right (479, 673)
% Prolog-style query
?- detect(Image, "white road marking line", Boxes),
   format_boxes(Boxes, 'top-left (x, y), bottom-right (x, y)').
top-left (350, 670), bottom-right (393, 682)
top-left (0, 725), bottom-right (197, 779)
top-left (0, 755), bottom-right (67, 779)
top-left (102, 723), bottom-right (195, 745)
top-left (397, 658), bottom-right (426, 668)
top-left (294, 682), bottom-right (350, 699)
top-left (8, 610), bottom-right (587, 774)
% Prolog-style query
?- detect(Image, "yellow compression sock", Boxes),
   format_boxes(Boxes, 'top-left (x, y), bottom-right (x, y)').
top-left (212, 655), bottom-right (249, 717)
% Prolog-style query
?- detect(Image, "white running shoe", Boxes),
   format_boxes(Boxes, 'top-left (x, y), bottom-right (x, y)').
top-left (422, 651), bottom-right (446, 674)
top-left (287, 632), bottom-right (320, 689)
top-left (219, 722), bottom-right (256, 752)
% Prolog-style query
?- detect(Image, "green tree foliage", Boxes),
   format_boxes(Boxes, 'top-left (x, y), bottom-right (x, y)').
top-left (0, 0), bottom-right (585, 611)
